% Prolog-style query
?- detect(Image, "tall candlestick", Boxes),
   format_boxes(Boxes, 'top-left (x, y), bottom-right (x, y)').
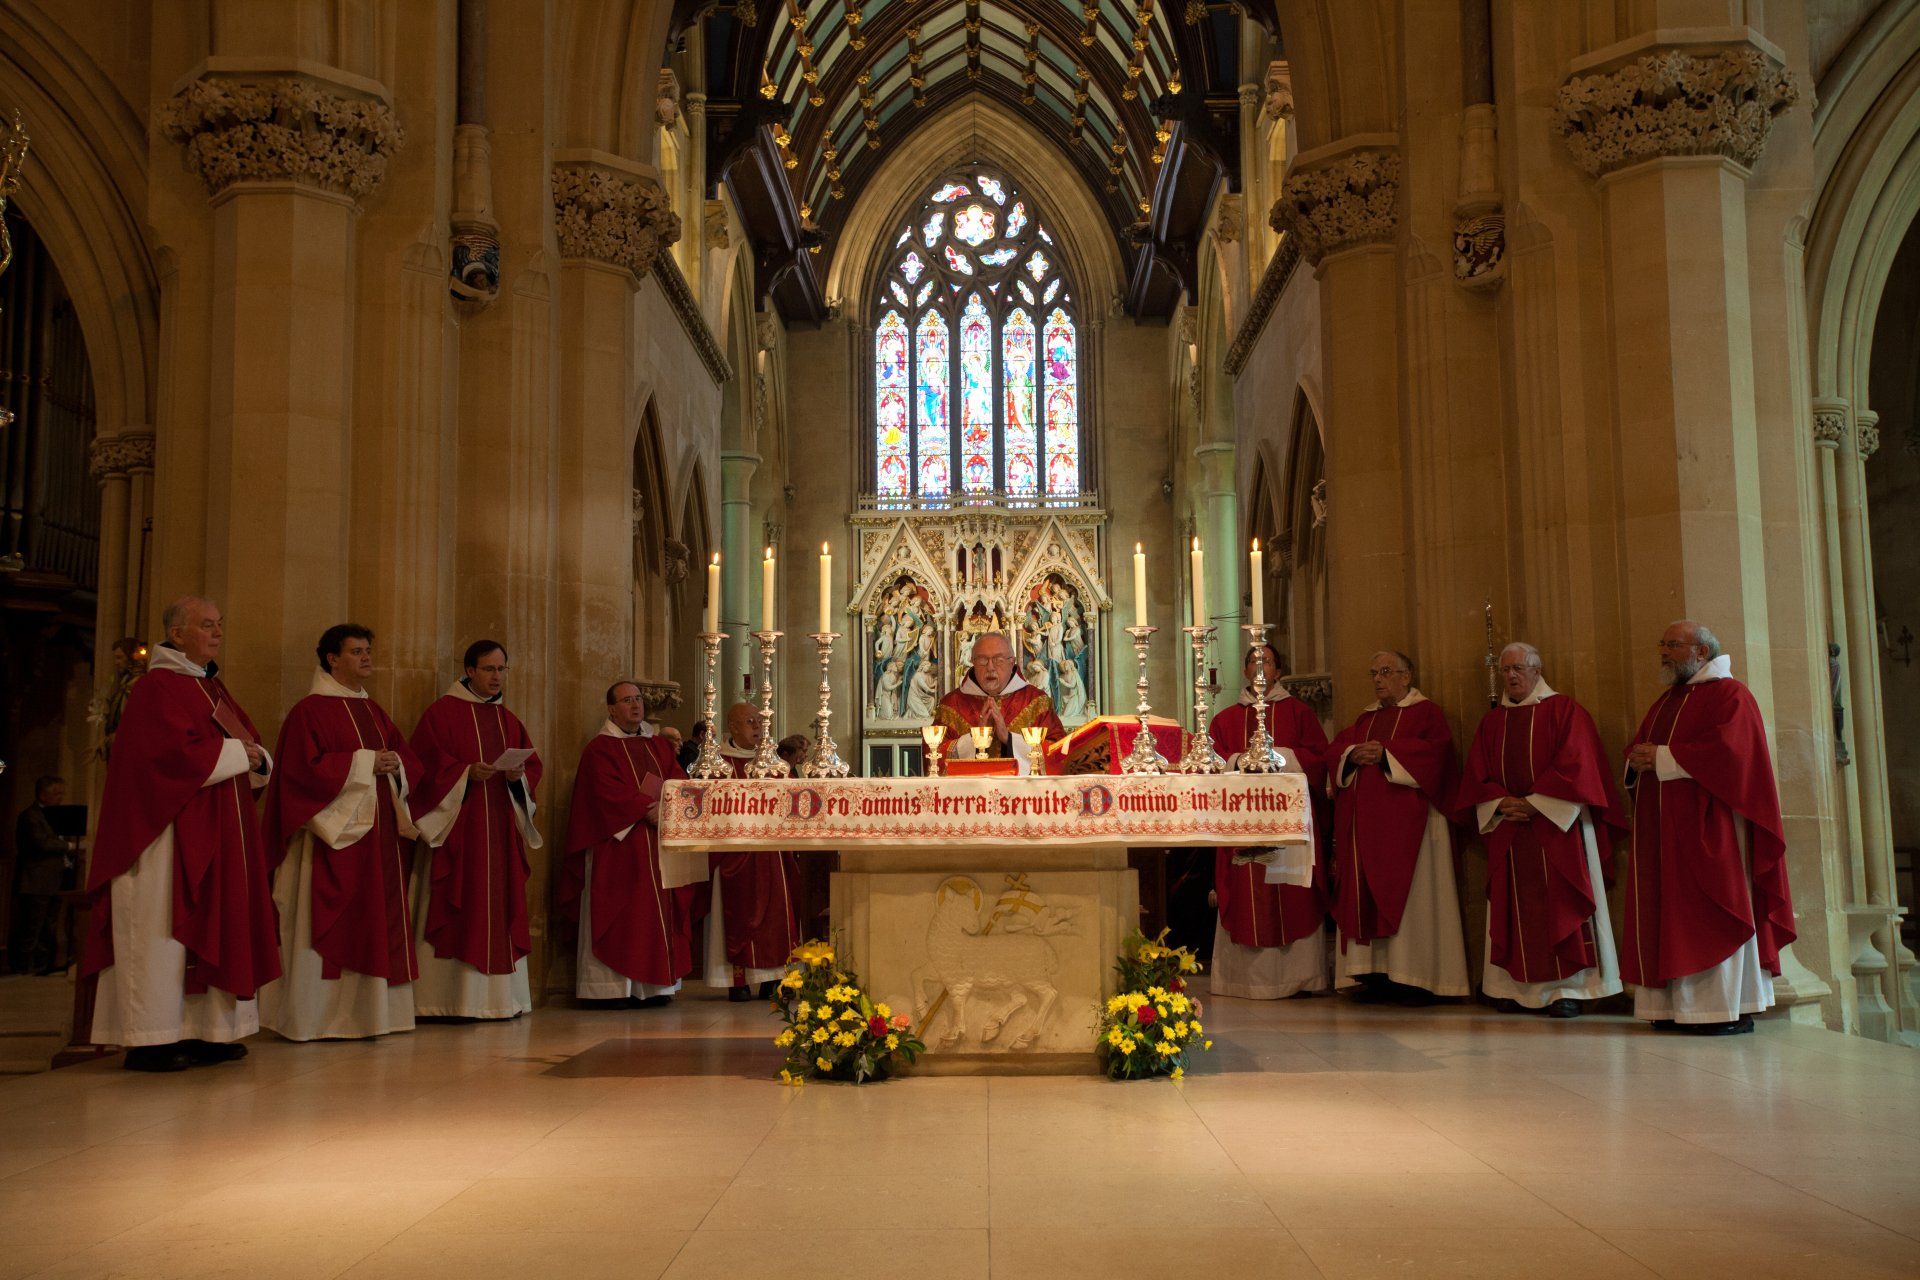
top-left (818, 543), bottom-right (832, 637)
top-left (1189, 536), bottom-right (1206, 626)
top-left (705, 553), bottom-right (720, 635)
top-left (1249, 539), bottom-right (1264, 627)
top-left (761, 546), bottom-right (776, 633)
top-left (1132, 542), bottom-right (1147, 629)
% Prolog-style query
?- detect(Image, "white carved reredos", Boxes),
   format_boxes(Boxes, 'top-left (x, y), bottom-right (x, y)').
top-left (160, 75), bottom-right (403, 201)
top-left (1556, 44), bottom-right (1801, 178)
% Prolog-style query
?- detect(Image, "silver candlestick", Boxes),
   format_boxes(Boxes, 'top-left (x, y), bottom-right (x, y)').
top-left (1178, 625), bottom-right (1228, 774)
top-left (1236, 623), bottom-right (1288, 773)
top-left (1121, 623), bottom-right (1168, 774)
top-left (746, 629), bottom-right (790, 778)
top-left (687, 631), bottom-right (732, 779)
top-left (800, 632), bottom-right (851, 777)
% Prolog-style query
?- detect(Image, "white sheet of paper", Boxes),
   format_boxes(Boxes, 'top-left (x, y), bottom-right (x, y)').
top-left (489, 747), bottom-right (536, 771)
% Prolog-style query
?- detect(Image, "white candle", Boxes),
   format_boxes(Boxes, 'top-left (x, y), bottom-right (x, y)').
top-left (705, 553), bottom-right (721, 634)
top-left (761, 546), bottom-right (777, 633)
top-left (1249, 539), bottom-right (1264, 627)
top-left (1132, 542), bottom-right (1147, 629)
top-left (818, 542), bottom-right (832, 636)
top-left (1189, 536), bottom-right (1206, 626)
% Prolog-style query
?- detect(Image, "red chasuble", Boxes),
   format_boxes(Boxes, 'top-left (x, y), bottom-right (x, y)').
top-left (932, 678), bottom-right (1064, 758)
top-left (1453, 695), bottom-right (1627, 984)
top-left (1210, 696), bottom-right (1330, 947)
top-left (560, 730), bottom-right (694, 987)
top-left (261, 691), bottom-right (423, 983)
top-left (711, 751), bottom-right (803, 974)
top-left (83, 664), bottom-right (280, 998)
top-left (1327, 697), bottom-right (1458, 945)
top-left (1622, 675), bottom-right (1794, 985)
top-left (408, 691), bottom-right (544, 975)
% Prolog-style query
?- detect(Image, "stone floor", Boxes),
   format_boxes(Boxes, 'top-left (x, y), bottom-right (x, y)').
top-left (0, 992), bottom-right (1915, 1279)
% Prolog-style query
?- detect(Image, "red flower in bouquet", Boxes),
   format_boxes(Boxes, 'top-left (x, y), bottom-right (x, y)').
top-left (1135, 1004), bottom-right (1158, 1026)
top-left (1169, 978), bottom-right (1185, 993)
top-left (868, 1015), bottom-right (889, 1037)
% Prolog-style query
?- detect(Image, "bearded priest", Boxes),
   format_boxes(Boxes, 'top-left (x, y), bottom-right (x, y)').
top-left (84, 596), bottom-right (279, 1072)
top-left (406, 639), bottom-right (543, 1021)
top-left (1454, 643), bottom-right (1628, 1018)
top-left (708, 702), bottom-right (803, 1002)
top-left (1622, 621), bottom-right (1794, 1036)
top-left (258, 624), bottom-right (423, 1041)
top-left (560, 681), bottom-right (693, 1006)
top-left (1209, 643), bottom-right (1331, 1000)
top-left (1326, 650), bottom-right (1470, 1004)
top-left (931, 632), bottom-right (1063, 774)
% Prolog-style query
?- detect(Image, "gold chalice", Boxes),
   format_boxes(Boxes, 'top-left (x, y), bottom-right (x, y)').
top-left (921, 723), bottom-right (947, 777)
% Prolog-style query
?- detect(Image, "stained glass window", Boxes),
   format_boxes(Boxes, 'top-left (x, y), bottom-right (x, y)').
top-left (872, 166), bottom-right (1082, 501)
top-left (875, 311), bottom-right (911, 498)
top-left (1002, 308), bottom-right (1038, 497)
top-left (915, 310), bottom-right (951, 498)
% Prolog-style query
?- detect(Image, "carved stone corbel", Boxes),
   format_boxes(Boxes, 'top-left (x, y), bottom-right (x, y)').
top-left (159, 74), bottom-right (403, 203)
top-left (1270, 144), bottom-right (1399, 266)
top-left (551, 154), bottom-right (682, 283)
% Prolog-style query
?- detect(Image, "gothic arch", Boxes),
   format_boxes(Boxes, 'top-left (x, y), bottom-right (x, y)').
top-left (1268, 1), bottom-right (1400, 153)
top-left (553, 0), bottom-right (677, 164)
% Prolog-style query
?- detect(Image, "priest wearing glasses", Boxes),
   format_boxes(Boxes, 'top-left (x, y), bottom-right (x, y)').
top-left (930, 632), bottom-right (1063, 775)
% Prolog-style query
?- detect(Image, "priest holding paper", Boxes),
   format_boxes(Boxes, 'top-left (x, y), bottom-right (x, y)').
top-left (258, 624), bottom-right (423, 1041)
top-left (1210, 642), bottom-right (1331, 999)
top-left (1622, 621), bottom-right (1794, 1035)
top-left (1326, 650), bottom-right (1470, 1003)
top-left (1454, 643), bottom-right (1627, 1017)
top-left (708, 702), bottom-right (802, 1001)
top-left (931, 632), bottom-right (1063, 774)
top-left (406, 640), bottom-right (543, 1020)
top-left (84, 595), bottom-right (279, 1072)
top-left (560, 681), bottom-right (693, 1005)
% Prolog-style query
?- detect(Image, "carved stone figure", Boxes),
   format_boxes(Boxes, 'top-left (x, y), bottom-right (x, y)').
top-left (913, 875), bottom-right (1075, 1051)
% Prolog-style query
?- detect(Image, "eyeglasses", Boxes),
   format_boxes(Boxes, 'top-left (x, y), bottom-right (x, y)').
top-left (1497, 664), bottom-right (1538, 675)
top-left (974, 655), bottom-right (1014, 665)
top-left (1366, 667), bottom-right (1407, 679)
top-left (474, 664), bottom-right (509, 675)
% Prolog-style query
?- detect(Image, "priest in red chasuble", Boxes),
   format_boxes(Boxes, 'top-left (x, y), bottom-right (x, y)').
top-left (1622, 620), bottom-right (1795, 1036)
top-left (1453, 643), bottom-right (1627, 1018)
top-left (560, 681), bottom-right (693, 1006)
top-left (1210, 643), bottom-right (1331, 1000)
top-left (406, 639), bottom-right (543, 1020)
top-left (707, 702), bottom-right (803, 1001)
top-left (84, 595), bottom-right (279, 1072)
top-left (1327, 650), bottom-right (1470, 1003)
top-left (258, 624), bottom-right (423, 1041)
top-left (931, 632), bottom-right (1063, 774)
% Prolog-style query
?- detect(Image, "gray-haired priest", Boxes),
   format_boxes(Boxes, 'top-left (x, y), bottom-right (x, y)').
top-left (1622, 621), bottom-right (1795, 1036)
top-left (1453, 643), bottom-right (1628, 1018)
top-left (1325, 650), bottom-right (1470, 1004)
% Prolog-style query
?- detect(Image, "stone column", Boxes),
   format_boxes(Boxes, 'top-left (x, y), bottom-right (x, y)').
top-left (1193, 440), bottom-right (1239, 637)
top-left (1555, 35), bottom-right (1798, 687)
top-left (158, 71), bottom-right (403, 716)
top-left (1270, 137), bottom-right (1402, 704)
top-left (721, 450), bottom-right (761, 703)
top-left (551, 152), bottom-right (681, 752)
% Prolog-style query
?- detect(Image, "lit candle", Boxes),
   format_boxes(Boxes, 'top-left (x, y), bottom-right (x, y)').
top-left (1189, 536), bottom-right (1206, 626)
top-left (761, 546), bottom-right (776, 633)
top-left (1132, 542), bottom-right (1147, 629)
top-left (818, 542), bottom-right (832, 636)
top-left (1249, 539), bottom-right (1264, 627)
top-left (705, 553), bottom-right (720, 634)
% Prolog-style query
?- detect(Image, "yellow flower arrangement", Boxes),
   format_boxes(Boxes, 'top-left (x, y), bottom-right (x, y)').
top-left (772, 939), bottom-right (926, 1084)
top-left (1098, 930), bottom-right (1214, 1081)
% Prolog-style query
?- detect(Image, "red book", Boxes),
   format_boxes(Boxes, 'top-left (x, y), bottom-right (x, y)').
top-left (211, 699), bottom-right (257, 747)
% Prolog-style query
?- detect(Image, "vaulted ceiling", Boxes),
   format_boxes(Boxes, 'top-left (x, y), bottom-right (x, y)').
top-left (682, 0), bottom-right (1278, 322)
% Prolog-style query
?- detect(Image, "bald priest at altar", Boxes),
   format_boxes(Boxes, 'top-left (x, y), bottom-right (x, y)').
top-left (931, 632), bottom-right (1064, 774)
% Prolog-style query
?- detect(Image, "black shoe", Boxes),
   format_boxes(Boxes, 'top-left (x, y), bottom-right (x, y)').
top-left (1392, 986), bottom-right (1439, 1008)
top-left (757, 981), bottom-right (778, 999)
top-left (1650, 1019), bottom-right (1680, 1032)
top-left (631, 994), bottom-right (673, 1009)
top-left (727, 986), bottom-right (751, 1003)
top-left (124, 1044), bottom-right (190, 1073)
top-left (182, 1039), bottom-right (249, 1065)
top-left (1683, 1015), bottom-right (1754, 1036)
top-left (1490, 998), bottom-right (1523, 1014)
top-left (1545, 999), bottom-right (1581, 1019)
top-left (1348, 978), bottom-right (1395, 1004)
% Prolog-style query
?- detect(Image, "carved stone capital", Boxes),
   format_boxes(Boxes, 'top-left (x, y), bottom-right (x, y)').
top-left (1812, 404), bottom-right (1847, 450)
top-left (702, 198), bottom-right (731, 251)
top-left (1210, 192), bottom-right (1244, 248)
top-left (635, 679), bottom-right (683, 712)
top-left (159, 74), bottom-right (403, 202)
top-left (1556, 43), bottom-right (1800, 178)
top-left (552, 158), bottom-right (682, 283)
top-left (1270, 146), bottom-right (1399, 266)
top-left (1237, 83), bottom-right (1263, 112)
top-left (88, 432), bottom-right (156, 483)
top-left (1857, 411), bottom-right (1881, 459)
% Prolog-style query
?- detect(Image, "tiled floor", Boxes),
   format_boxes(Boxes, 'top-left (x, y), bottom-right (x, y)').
top-left (0, 994), bottom-right (1916, 1278)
